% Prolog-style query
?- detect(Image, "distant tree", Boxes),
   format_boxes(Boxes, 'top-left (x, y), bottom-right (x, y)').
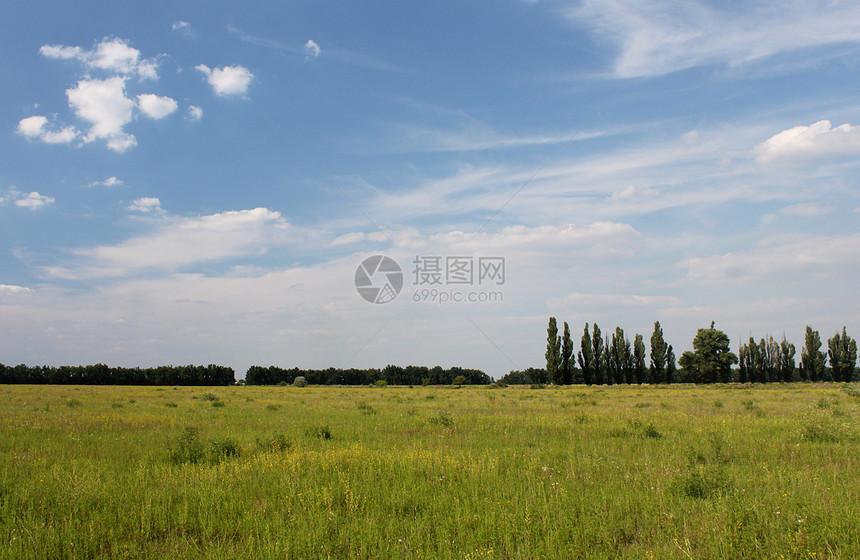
top-left (679, 322), bottom-right (738, 384)
top-left (592, 324), bottom-right (605, 385)
top-left (649, 321), bottom-right (668, 384)
top-left (578, 323), bottom-right (594, 385)
top-left (561, 322), bottom-right (574, 385)
top-left (666, 345), bottom-right (676, 383)
top-left (607, 327), bottom-right (632, 385)
top-left (633, 334), bottom-right (646, 384)
top-left (800, 326), bottom-right (826, 382)
top-left (779, 335), bottom-right (796, 382)
top-left (546, 317), bottom-right (561, 384)
top-left (828, 327), bottom-right (858, 382)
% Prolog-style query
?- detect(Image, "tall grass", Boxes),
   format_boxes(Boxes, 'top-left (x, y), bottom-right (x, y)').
top-left (0, 384), bottom-right (858, 558)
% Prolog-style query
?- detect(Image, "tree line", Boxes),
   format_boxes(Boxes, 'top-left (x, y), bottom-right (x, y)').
top-left (501, 319), bottom-right (857, 385)
top-left (0, 363), bottom-right (236, 386)
top-left (244, 365), bottom-right (492, 386)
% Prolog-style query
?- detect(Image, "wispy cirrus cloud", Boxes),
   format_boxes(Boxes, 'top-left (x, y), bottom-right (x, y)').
top-left (566, 0), bottom-right (860, 78)
top-left (45, 208), bottom-right (296, 279)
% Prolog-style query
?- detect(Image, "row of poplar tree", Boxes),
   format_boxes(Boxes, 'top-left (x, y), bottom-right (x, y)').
top-left (542, 318), bottom-right (858, 385)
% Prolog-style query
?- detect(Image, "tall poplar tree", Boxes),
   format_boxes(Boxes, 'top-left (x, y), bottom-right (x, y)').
top-left (592, 323), bottom-right (605, 385)
top-left (633, 333), bottom-right (646, 384)
top-left (561, 322), bottom-right (573, 385)
top-left (546, 317), bottom-right (561, 384)
top-left (828, 327), bottom-right (858, 382)
top-left (578, 323), bottom-right (593, 386)
top-left (800, 326), bottom-right (825, 382)
top-left (649, 321), bottom-right (668, 384)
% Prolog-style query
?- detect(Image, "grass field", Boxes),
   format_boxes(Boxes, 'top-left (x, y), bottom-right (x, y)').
top-left (1, 383), bottom-right (859, 559)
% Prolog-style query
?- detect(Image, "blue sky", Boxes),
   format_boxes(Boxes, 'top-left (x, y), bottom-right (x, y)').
top-left (2, 1), bottom-right (859, 379)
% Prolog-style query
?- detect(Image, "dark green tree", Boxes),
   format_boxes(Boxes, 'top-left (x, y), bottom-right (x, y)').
top-left (633, 333), bottom-right (646, 384)
top-left (828, 327), bottom-right (858, 382)
top-left (779, 335), bottom-right (796, 382)
top-left (561, 321), bottom-right (574, 385)
top-left (649, 321), bottom-right (668, 384)
top-left (592, 324), bottom-right (605, 385)
top-left (666, 345), bottom-right (676, 383)
top-left (679, 321), bottom-right (738, 384)
top-left (800, 326), bottom-right (826, 382)
top-left (608, 327), bottom-right (631, 385)
top-left (546, 317), bottom-right (561, 385)
top-left (578, 323), bottom-right (594, 385)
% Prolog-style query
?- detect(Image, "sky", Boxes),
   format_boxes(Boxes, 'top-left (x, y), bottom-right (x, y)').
top-left (2, 1), bottom-right (859, 380)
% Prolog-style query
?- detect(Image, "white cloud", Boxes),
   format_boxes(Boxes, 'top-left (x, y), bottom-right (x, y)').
top-left (128, 197), bottom-right (163, 213)
top-left (682, 234), bottom-right (860, 285)
top-left (567, 0), bottom-right (860, 78)
top-left (86, 176), bottom-right (124, 188)
top-left (66, 77), bottom-right (137, 152)
top-left (16, 115), bottom-right (78, 145)
top-left (172, 21), bottom-right (190, 31)
top-left (14, 192), bottom-right (55, 210)
top-left (753, 120), bottom-right (860, 164)
top-left (305, 40), bottom-right (321, 60)
top-left (185, 105), bottom-right (203, 121)
top-left (195, 64), bottom-right (253, 96)
top-left (778, 202), bottom-right (833, 217)
top-left (41, 38), bottom-right (159, 80)
top-left (136, 94), bottom-right (178, 119)
top-left (0, 285), bottom-right (34, 295)
top-left (49, 208), bottom-right (294, 278)
top-left (547, 292), bottom-right (681, 309)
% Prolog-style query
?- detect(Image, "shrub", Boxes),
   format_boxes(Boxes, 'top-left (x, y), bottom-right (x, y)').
top-left (257, 433), bottom-right (291, 453)
top-left (374, 380), bottom-right (388, 388)
top-left (209, 438), bottom-right (241, 462)
top-left (677, 466), bottom-right (730, 499)
top-left (202, 392), bottom-right (219, 402)
top-left (452, 375), bottom-right (467, 386)
top-left (429, 412), bottom-right (455, 428)
top-left (357, 402), bottom-right (376, 415)
top-left (307, 425), bottom-right (332, 439)
top-left (168, 427), bottom-right (206, 465)
top-left (741, 399), bottom-right (756, 410)
top-left (110, 403), bottom-right (123, 409)
top-left (293, 376), bottom-right (307, 387)
top-left (266, 404), bottom-right (281, 411)
top-left (164, 402), bottom-right (178, 408)
top-left (65, 399), bottom-right (82, 408)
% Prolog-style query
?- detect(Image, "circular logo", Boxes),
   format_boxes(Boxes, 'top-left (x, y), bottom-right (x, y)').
top-left (354, 255), bottom-right (403, 304)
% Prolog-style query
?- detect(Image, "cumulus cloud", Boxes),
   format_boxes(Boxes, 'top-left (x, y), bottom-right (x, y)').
top-left (185, 105), bottom-right (203, 121)
top-left (753, 120), bottom-right (860, 164)
top-left (86, 176), bottom-right (124, 188)
top-left (195, 64), bottom-right (253, 96)
top-left (128, 197), bottom-right (164, 213)
top-left (50, 208), bottom-right (293, 278)
top-left (172, 21), bottom-right (190, 31)
top-left (40, 38), bottom-right (159, 80)
top-left (305, 39), bottom-right (321, 60)
top-left (66, 77), bottom-right (137, 152)
top-left (16, 115), bottom-right (78, 145)
top-left (14, 191), bottom-right (55, 210)
top-left (136, 94), bottom-right (178, 119)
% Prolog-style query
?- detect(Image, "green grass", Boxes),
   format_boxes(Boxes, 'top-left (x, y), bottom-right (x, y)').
top-left (1, 383), bottom-right (859, 559)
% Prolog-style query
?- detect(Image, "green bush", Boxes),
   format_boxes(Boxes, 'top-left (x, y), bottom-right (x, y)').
top-left (168, 427), bottom-right (206, 465)
top-left (293, 376), bottom-right (308, 387)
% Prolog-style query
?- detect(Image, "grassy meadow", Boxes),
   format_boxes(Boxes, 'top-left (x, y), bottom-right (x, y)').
top-left (1, 383), bottom-right (859, 559)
